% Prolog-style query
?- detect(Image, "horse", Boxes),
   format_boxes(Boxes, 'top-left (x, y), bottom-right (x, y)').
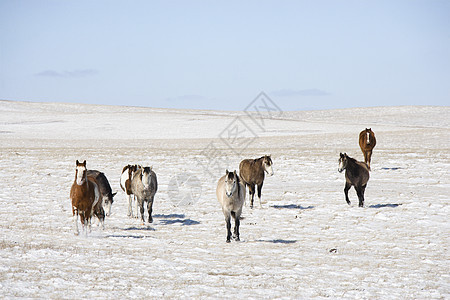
top-left (120, 164), bottom-right (139, 217)
top-left (239, 155), bottom-right (274, 208)
top-left (87, 170), bottom-right (117, 217)
top-left (359, 128), bottom-right (376, 170)
top-left (70, 160), bottom-right (100, 235)
top-left (131, 166), bottom-right (158, 223)
top-left (338, 153), bottom-right (370, 207)
top-left (216, 170), bottom-right (245, 242)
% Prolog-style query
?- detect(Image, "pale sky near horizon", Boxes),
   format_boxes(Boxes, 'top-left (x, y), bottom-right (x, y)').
top-left (1, 0), bottom-right (449, 111)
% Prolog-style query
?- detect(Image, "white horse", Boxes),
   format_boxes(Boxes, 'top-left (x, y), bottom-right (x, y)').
top-left (216, 170), bottom-right (245, 242)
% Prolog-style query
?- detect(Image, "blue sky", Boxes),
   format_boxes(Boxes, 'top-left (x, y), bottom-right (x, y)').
top-left (0, 0), bottom-right (449, 111)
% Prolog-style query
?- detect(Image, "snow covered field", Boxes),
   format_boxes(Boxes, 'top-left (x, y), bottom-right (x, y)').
top-left (0, 100), bottom-right (449, 298)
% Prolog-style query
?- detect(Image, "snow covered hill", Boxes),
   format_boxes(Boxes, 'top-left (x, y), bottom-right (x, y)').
top-left (0, 100), bottom-right (448, 298)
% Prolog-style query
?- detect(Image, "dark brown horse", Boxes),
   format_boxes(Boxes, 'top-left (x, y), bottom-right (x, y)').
top-left (338, 153), bottom-right (370, 207)
top-left (359, 128), bottom-right (376, 170)
top-left (239, 155), bottom-right (274, 208)
top-left (87, 170), bottom-right (116, 217)
top-left (70, 160), bottom-right (99, 235)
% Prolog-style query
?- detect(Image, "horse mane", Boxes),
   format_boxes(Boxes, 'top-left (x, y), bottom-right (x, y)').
top-left (346, 155), bottom-right (357, 164)
top-left (227, 171), bottom-right (242, 199)
top-left (235, 173), bottom-right (242, 199)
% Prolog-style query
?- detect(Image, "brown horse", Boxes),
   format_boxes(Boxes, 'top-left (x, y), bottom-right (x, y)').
top-left (359, 128), bottom-right (376, 170)
top-left (70, 160), bottom-right (100, 235)
top-left (338, 153), bottom-right (370, 207)
top-left (120, 164), bottom-right (139, 217)
top-left (239, 155), bottom-right (274, 208)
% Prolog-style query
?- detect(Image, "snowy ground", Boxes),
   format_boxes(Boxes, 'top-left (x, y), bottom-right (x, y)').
top-left (0, 100), bottom-right (449, 299)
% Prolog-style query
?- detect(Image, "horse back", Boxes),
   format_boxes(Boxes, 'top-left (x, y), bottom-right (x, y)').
top-left (87, 170), bottom-right (113, 197)
top-left (239, 159), bottom-right (263, 184)
top-left (359, 130), bottom-right (376, 150)
top-left (346, 161), bottom-right (370, 186)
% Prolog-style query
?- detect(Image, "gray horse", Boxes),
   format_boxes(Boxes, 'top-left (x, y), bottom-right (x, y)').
top-left (216, 170), bottom-right (245, 242)
top-left (239, 155), bottom-right (274, 208)
top-left (338, 153), bottom-right (370, 207)
top-left (131, 166), bottom-right (158, 223)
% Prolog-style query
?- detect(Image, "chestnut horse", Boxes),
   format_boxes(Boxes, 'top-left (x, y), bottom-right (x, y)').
top-left (70, 160), bottom-right (99, 235)
top-left (359, 128), bottom-right (376, 170)
top-left (239, 155), bottom-right (274, 208)
top-left (338, 153), bottom-right (370, 207)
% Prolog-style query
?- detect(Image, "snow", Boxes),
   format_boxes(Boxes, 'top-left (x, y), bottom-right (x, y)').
top-left (0, 100), bottom-right (449, 298)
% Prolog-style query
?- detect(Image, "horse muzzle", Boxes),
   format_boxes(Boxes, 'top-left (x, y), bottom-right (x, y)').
top-left (338, 168), bottom-right (344, 173)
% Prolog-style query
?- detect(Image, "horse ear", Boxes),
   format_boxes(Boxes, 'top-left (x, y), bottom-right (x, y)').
top-left (76, 160), bottom-right (79, 165)
top-left (83, 160), bottom-right (86, 166)
top-left (233, 170), bottom-right (237, 176)
top-left (226, 169), bottom-right (229, 175)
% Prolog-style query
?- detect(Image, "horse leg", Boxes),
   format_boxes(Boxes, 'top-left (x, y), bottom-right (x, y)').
top-left (79, 211), bottom-right (87, 236)
top-left (344, 182), bottom-right (351, 205)
top-left (95, 206), bottom-right (105, 229)
top-left (225, 214), bottom-right (232, 243)
top-left (257, 182), bottom-right (263, 208)
top-left (248, 183), bottom-right (255, 209)
top-left (231, 212), bottom-right (240, 241)
top-left (147, 197), bottom-right (154, 223)
top-left (357, 185), bottom-right (366, 207)
top-left (367, 150), bottom-right (372, 170)
top-left (138, 199), bottom-right (145, 223)
top-left (243, 184), bottom-right (248, 207)
top-left (134, 195), bottom-right (139, 219)
top-left (73, 208), bottom-right (80, 236)
top-left (127, 194), bottom-right (133, 217)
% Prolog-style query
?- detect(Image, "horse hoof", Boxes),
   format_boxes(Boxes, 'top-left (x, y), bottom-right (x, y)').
top-left (235, 237), bottom-right (240, 242)
top-left (226, 239), bottom-right (231, 243)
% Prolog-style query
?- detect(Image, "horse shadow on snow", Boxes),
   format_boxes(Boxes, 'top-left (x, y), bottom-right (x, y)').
top-left (153, 213), bottom-right (201, 226)
top-left (369, 203), bottom-right (402, 209)
top-left (270, 204), bottom-right (315, 210)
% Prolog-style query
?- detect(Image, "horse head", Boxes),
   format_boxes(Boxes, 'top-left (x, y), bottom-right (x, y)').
top-left (225, 170), bottom-right (238, 198)
top-left (338, 153), bottom-right (348, 173)
top-left (104, 192), bottom-right (117, 217)
top-left (141, 166), bottom-right (152, 189)
top-left (262, 155), bottom-right (274, 176)
top-left (364, 128), bottom-right (373, 144)
top-left (75, 160), bottom-right (87, 185)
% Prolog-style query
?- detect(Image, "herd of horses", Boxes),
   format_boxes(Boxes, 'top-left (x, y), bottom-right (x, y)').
top-left (70, 128), bottom-right (376, 241)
